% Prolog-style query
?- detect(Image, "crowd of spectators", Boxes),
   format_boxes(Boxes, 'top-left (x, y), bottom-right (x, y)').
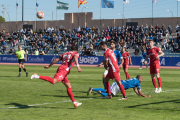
top-left (0, 23), bottom-right (180, 56)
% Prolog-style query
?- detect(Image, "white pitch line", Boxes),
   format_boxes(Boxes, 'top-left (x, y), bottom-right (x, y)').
top-left (1, 89), bottom-right (180, 109)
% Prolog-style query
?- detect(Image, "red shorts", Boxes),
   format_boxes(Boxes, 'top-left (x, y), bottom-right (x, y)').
top-left (106, 71), bottom-right (120, 82)
top-left (150, 64), bottom-right (160, 74)
top-left (54, 67), bottom-right (70, 84)
top-left (123, 64), bottom-right (129, 69)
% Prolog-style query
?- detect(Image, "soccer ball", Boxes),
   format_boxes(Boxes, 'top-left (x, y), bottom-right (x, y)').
top-left (37, 11), bottom-right (44, 19)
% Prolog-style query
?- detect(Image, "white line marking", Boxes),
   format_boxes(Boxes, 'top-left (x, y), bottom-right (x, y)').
top-left (1, 89), bottom-right (180, 109)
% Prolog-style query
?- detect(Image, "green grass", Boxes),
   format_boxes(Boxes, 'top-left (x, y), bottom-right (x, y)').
top-left (0, 65), bottom-right (180, 120)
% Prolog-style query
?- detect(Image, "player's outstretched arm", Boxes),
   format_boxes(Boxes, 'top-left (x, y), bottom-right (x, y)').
top-left (144, 55), bottom-right (149, 65)
top-left (129, 56), bottom-right (132, 65)
top-left (133, 88), bottom-right (151, 97)
top-left (97, 61), bottom-right (103, 67)
top-left (133, 87), bottom-right (141, 96)
top-left (156, 51), bottom-right (164, 60)
top-left (103, 60), bottom-right (108, 70)
top-left (119, 58), bottom-right (124, 68)
top-left (74, 55), bottom-right (82, 72)
top-left (44, 58), bottom-right (60, 69)
top-left (25, 53), bottom-right (27, 61)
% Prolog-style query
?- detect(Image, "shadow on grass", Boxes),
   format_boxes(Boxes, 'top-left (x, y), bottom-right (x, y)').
top-left (41, 95), bottom-right (88, 99)
top-left (125, 99), bottom-right (180, 111)
top-left (4, 103), bottom-right (36, 109)
top-left (54, 90), bottom-right (88, 94)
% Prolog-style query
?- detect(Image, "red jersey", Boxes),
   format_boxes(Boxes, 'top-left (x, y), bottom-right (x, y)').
top-left (147, 47), bottom-right (161, 65)
top-left (60, 51), bottom-right (79, 73)
top-left (104, 48), bottom-right (119, 72)
top-left (121, 52), bottom-right (130, 65)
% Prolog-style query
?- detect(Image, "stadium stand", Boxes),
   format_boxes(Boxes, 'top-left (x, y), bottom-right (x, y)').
top-left (0, 24), bottom-right (180, 57)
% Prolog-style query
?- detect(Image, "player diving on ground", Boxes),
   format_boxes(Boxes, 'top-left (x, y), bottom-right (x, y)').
top-left (87, 75), bottom-right (151, 98)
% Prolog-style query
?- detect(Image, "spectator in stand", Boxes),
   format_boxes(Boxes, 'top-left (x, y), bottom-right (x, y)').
top-left (168, 25), bottom-right (172, 35)
top-left (175, 24), bottom-right (179, 33)
top-left (155, 24), bottom-right (160, 30)
top-left (134, 46), bottom-right (139, 55)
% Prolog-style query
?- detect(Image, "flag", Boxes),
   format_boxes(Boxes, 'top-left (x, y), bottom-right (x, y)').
top-left (153, 0), bottom-right (158, 3)
top-left (36, 3), bottom-right (39, 8)
top-left (102, 0), bottom-right (114, 8)
top-left (57, 1), bottom-right (69, 10)
top-left (16, 3), bottom-right (19, 9)
top-left (78, 0), bottom-right (87, 8)
top-left (123, 0), bottom-right (129, 4)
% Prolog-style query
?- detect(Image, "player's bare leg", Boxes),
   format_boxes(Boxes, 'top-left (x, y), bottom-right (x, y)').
top-left (139, 61), bottom-right (143, 69)
top-left (17, 64), bottom-right (22, 77)
top-left (124, 68), bottom-right (130, 80)
top-left (64, 82), bottom-right (82, 108)
top-left (104, 77), bottom-right (112, 98)
top-left (156, 73), bottom-right (162, 93)
top-left (30, 73), bottom-right (57, 84)
top-left (116, 80), bottom-right (128, 100)
top-left (21, 64), bottom-right (28, 77)
top-left (151, 74), bottom-right (159, 93)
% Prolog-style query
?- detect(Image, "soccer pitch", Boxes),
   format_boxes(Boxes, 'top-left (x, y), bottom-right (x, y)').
top-left (0, 65), bottom-right (180, 120)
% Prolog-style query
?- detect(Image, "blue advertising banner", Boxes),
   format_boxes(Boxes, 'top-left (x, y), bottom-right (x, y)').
top-left (0, 55), bottom-right (180, 67)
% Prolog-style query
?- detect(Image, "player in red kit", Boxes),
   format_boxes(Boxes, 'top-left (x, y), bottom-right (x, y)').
top-left (144, 40), bottom-right (164, 93)
top-left (121, 47), bottom-right (132, 80)
top-left (30, 46), bottom-right (82, 108)
top-left (100, 42), bottom-right (127, 100)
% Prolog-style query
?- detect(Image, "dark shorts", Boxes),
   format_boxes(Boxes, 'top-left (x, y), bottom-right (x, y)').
top-left (18, 59), bottom-right (25, 65)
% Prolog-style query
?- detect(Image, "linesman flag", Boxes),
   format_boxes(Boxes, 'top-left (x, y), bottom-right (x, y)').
top-left (78, 0), bottom-right (87, 8)
top-left (123, 0), bottom-right (129, 4)
top-left (102, 0), bottom-right (114, 8)
top-left (153, 0), bottom-right (158, 3)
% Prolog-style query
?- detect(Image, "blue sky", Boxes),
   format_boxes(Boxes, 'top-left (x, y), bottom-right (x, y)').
top-left (0, 0), bottom-right (179, 21)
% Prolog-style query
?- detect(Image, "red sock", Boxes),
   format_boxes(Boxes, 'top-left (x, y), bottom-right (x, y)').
top-left (125, 72), bottom-right (130, 80)
top-left (67, 88), bottom-right (75, 102)
top-left (119, 84), bottom-right (126, 97)
top-left (105, 82), bottom-right (111, 95)
top-left (39, 76), bottom-right (54, 84)
top-left (152, 78), bottom-right (157, 88)
top-left (157, 77), bottom-right (161, 88)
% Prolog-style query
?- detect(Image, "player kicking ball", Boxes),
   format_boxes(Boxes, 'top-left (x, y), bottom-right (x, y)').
top-left (121, 47), bottom-right (132, 80)
top-left (139, 49), bottom-right (148, 70)
top-left (88, 75), bottom-right (151, 99)
top-left (144, 40), bottom-right (164, 93)
top-left (97, 40), bottom-right (124, 90)
top-left (15, 45), bottom-right (28, 77)
top-left (30, 46), bottom-right (82, 108)
top-left (99, 41), bottom-right (127, 100)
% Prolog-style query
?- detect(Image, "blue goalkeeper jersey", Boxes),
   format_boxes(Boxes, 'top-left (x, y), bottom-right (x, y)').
top-left (142, 52), bottom-right (147, 59)
top-left (114, 50), bottom-right (123, 65)
top-left (121, 78), bottom-right (141, 91)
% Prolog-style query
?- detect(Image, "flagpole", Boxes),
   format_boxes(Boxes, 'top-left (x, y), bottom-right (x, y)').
top-left (56, 0), bottom-right (57, 20)
top-left (152, 0), bottom-right (153, 26)
top-left (177, 0), bottom-right (178, 17)
top-left (123, 3), bottom-right (124, 27)
top-left (78, 7), bottom-right (79, 27)
top-left (100, 0), bottom-right (101, 26)
top-left (16, 1), bottom-right (17, 29)
top-left (16, 1), bottom-right (17, 21)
